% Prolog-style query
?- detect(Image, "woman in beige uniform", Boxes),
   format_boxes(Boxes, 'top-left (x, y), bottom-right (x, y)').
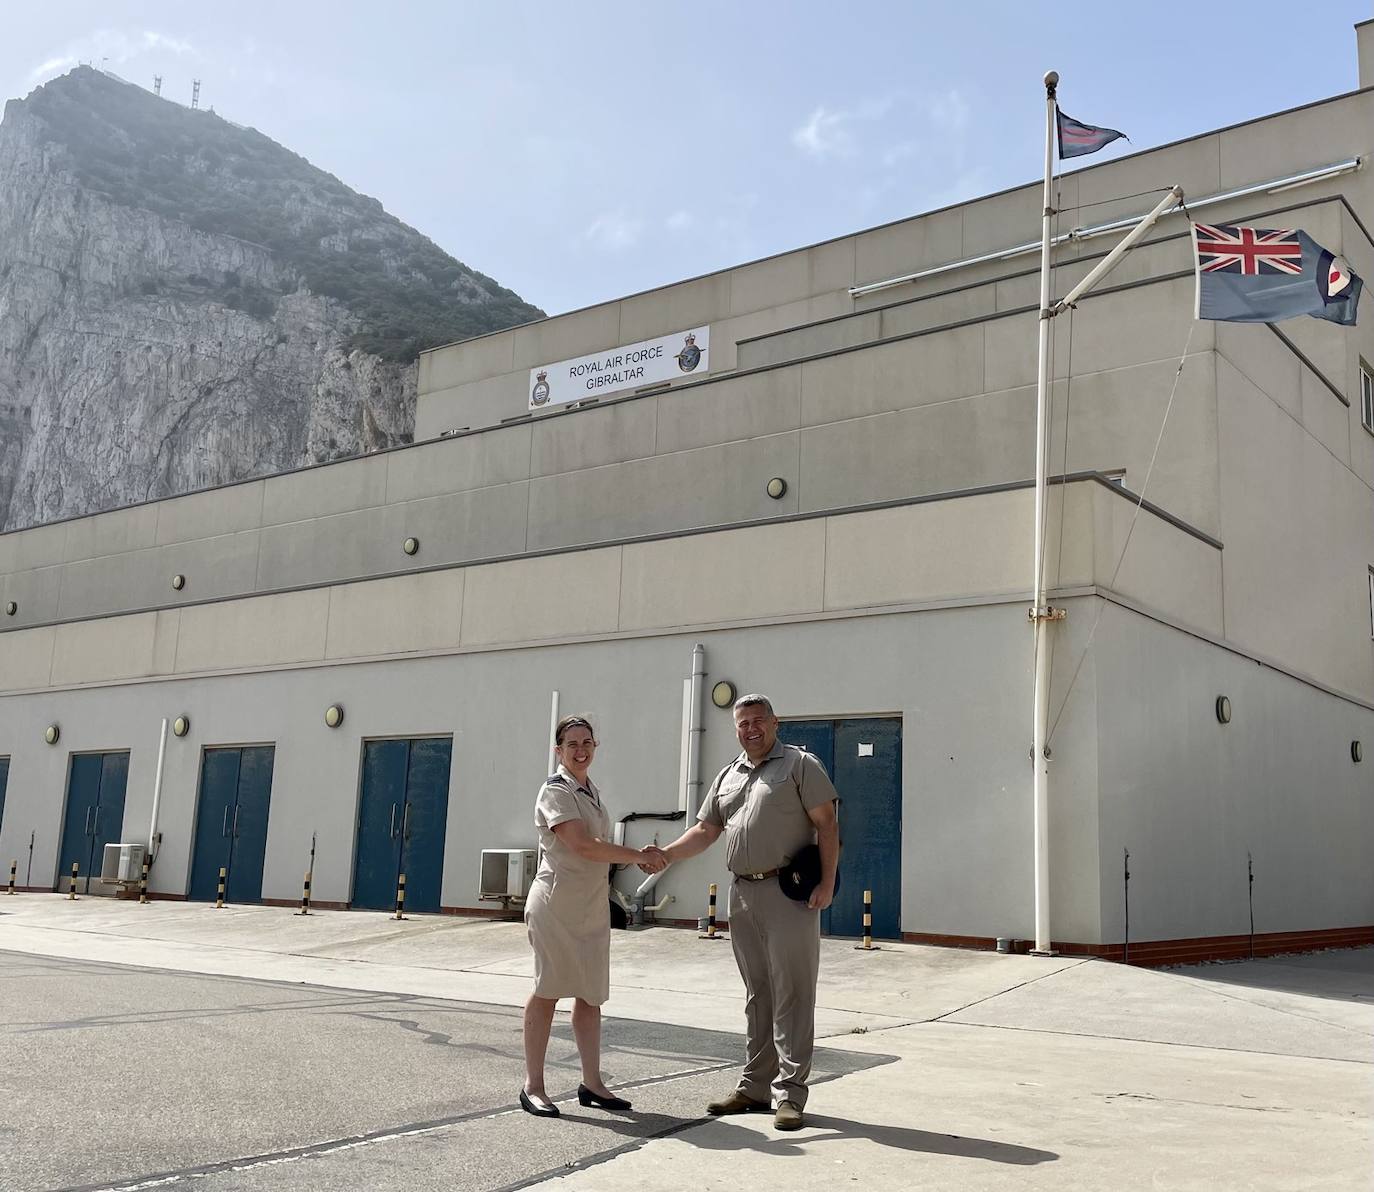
top-left (520, 715), bottom-right (664, 1117)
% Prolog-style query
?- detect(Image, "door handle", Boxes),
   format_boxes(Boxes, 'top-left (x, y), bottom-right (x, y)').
top-left (402, 802), bottom-right (411, 841)
top-left (92, 807), bottom-right (100, 836)
top-left (232, 806), bottom-right (240, 839)
top-left (222, 807), bottom-right (230, 837)
top-left (389, 803), bottom-right (398, 839)
top-left (84, 807), bottom-right (93, 836)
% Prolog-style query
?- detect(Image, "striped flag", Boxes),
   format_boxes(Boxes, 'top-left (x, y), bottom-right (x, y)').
top-left (1056, 110), bottom-right (1126, 159)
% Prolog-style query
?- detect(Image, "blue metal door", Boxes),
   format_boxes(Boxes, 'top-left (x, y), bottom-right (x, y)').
top-left (401, 738), bottom-right (452, 915)
top-left (227, 747), bottom-right (274, 904)
top-left (189, 747), bottom-right (276, 904)
top-left (778, 719), bottom-right (902, 939)
top-left (352, 738), bottom-right (452, 913)
top-left (189, 749), bottom-right (240, 902)
top-left (832, 720), bottom-right (902, 940)
top-left (57, 752), bottom-right (129, 893)
top-left (352, 740), bottom-right (408, 911)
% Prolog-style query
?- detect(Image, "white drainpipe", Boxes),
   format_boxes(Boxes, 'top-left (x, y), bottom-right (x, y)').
top-left (636, 643), bottom-right (705, 902)
top-left (147, 717), bottom-right (168, 861)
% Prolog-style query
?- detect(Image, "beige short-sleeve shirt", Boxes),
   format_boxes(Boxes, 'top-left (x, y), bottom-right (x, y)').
top-left (698, 742), bottom-right (837, 875)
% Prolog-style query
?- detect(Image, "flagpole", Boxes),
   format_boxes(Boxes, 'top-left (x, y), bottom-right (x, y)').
top-left (1031, 70), bottom-right (1061, 957)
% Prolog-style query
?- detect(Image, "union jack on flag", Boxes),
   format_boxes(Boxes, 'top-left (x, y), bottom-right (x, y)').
top-left (1194, 223), bottom-right (1304, 276)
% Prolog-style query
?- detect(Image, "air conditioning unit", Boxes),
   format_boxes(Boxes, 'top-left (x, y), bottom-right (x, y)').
top-left (480, 848), bottom-right (537, 902)
top-left (100, 842), bottom-right (146, 885)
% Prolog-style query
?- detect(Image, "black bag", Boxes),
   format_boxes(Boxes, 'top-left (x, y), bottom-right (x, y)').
top-left (779, 746), bottom-right (842, 902)
top-left (779, 842), bottom-right (838, 902)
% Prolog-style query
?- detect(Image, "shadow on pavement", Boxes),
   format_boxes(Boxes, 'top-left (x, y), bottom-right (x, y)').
top-left (682, 1113), bottom-right (1058, 1164)
top-left (1171, 947), bottom-right (1374, 1006)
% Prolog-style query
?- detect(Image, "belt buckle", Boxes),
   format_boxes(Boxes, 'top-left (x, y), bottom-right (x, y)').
top-left (748, 871), bottom-right (767, 881)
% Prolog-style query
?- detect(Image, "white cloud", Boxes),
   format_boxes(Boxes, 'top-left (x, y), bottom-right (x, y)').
top-left (665, 209), bottom-right (694, 233)
top-left (585, 209), bottom-right (644, 251)
top-left (792, 94), bottom-right (902, 160)
top-left (881, 140), bottom-right (919, 168)
top-left (926, 89), bottom-right (970, 135)
top-left (792, 105), bottom-right (853, 158)
top-left (28, 29), bottom-right (197, 84)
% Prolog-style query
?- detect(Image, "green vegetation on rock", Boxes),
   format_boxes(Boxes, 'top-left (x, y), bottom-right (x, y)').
top-left (25, 68), bottom-right (543, 361)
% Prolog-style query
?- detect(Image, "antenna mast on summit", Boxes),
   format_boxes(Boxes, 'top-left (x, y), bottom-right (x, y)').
top-left (191, 80), bottom-right (201, 110)
top-left (153, 76), bottom-right (162, 96)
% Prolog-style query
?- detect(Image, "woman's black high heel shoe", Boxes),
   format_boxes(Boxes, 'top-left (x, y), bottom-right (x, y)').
top-left (519, 1089), bottom-right (560, 1117)
top-left (577, 1084), bottom-right (632, 1111)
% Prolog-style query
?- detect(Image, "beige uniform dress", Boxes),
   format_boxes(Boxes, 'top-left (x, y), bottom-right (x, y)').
top-left (698, 741), bottom-right (838, 1109)
top-left (525, 765), bottom-right (614, 1005)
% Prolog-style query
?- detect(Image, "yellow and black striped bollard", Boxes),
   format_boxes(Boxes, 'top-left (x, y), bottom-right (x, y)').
top-left (394, 872), bottom-right (406, 920)
top-left (854, 888), bottom-right (880, 952)
top-left (699, 882), bottom-right (725, 940)
top-left (6, 860), bottom-right (15, 895)
top-left (67, 862), bottom-right (79, 900)
top-left (297, 870), bottom-right (312, 916)
top-left (215, 866), bottom-right (227, 909)
top-left (138, 859), bottom-right (150, 905)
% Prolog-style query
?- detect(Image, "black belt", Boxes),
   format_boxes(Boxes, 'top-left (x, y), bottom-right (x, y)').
top-left (734, 868), bottom-right (781, 882)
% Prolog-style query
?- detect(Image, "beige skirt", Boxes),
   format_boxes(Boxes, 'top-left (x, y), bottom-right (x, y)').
top-left (525, 871), bottom-right (611, 1004)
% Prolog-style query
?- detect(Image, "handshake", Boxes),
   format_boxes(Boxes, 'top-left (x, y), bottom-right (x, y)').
top-left (636, 845), bottom-right (670, 874)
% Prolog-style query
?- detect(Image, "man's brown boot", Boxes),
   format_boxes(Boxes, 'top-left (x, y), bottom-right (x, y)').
top-left (774, 1100), bottom-right (804, 1131)
top-left (706, 1090), bottom-right (770, 1115)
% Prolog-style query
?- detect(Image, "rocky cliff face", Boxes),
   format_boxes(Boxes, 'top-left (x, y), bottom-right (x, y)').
top-left (0, 68), bottom-right (543, 531)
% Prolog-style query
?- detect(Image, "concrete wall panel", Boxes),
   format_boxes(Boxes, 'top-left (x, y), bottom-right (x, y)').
top-left (530, 397), bottom-right (658, 478)
top-left (823, 491), bottom-right (1029, 610)
top-left (63, 503), bottom-right (159, 562)
top-left (618, 520), bottom-right (825, 631)
top-left (155, 481), bottom-right (264, 546)
top-left (0, 523), bottom-right (68, 573)
top-left (800, 323), bottom-right (985, 426)
top-left (654, 367), bottom-right (801, 456)
top-left (325, 570), bottom-right (465, 659)
top-left (261, 456), bottom-right (389, 527)
top-left (525, 434), bottom-right (799, 550)
top-left (0, 626), bottom-right (55, 691)
top-left (459, 548), bottom-right (622, 646)
top-left (617, 275), bottom-right (730, 344)
top-left (799, 388), bottom-right (1034, 512)
top-left (174, 590), bottom-right (330, 673)
top-left (50, 613), bottom-right (158, 686)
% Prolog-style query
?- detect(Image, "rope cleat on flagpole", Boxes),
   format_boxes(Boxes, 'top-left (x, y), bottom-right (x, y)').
top-left (1028, 605), bottom-right (1067, 623)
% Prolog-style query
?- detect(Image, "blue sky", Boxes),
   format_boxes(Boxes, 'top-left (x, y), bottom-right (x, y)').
top-left (5, 2), bottom-right (1372, 315)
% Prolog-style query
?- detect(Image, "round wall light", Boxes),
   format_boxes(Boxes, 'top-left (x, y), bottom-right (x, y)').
top-left (1352, 740), bottom-right (1363, 763)
top-left (402, 537), bottom-right (420, 556)
top-left (171, 574), bottom-right (186, 591)
top-left (324, 704), bottom-right (345, 729)
top-left (172, 715), bottom-right (191, 738)
top-left (765, 477), bottom-right (788, 500)
top-left (1215, 695), bottom-right (1232, 724)
top-left (4, 600), bottom-right (15, 616)
top-left (44, 724), bottom-right (60, 745)
top-left (711, 680), bottom-right (737, 709)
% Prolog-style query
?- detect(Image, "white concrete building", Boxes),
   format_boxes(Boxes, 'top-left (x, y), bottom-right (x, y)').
top-left (4, 23), bottom-right (1374, 964)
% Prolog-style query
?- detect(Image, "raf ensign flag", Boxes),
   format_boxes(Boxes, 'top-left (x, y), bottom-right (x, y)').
top-left (1055, 110), bottom-right (1126, 159)
top-left (1193, 223), bottom-right (1362, 325)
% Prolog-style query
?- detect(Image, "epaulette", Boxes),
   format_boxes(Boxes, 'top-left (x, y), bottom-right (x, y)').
top-left (545, 773), bottom-right (570, 788)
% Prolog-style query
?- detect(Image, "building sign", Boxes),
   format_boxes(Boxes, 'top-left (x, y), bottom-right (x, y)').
top-left (529, 325), bottom-right (710, 410)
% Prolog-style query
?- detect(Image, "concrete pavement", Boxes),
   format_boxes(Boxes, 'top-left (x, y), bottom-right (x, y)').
top-left (0, 894), bottom-right (1369, 1190)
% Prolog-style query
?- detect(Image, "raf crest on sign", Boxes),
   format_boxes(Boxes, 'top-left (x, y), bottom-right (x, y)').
top-left (531, 370), bottom-right (551, 407)
top-left (675, 333), bottom-right (702, 373)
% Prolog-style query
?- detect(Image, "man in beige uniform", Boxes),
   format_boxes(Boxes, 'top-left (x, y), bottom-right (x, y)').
top-left (658, 694), bottom-right (839, 1131)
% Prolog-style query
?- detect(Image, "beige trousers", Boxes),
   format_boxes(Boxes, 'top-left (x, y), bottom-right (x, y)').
top-left (728, 873), bottom-right (820, 1108)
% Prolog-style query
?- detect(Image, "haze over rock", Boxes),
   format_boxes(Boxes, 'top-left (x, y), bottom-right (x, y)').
top-left (0, 67), bottom-right (543, 531)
